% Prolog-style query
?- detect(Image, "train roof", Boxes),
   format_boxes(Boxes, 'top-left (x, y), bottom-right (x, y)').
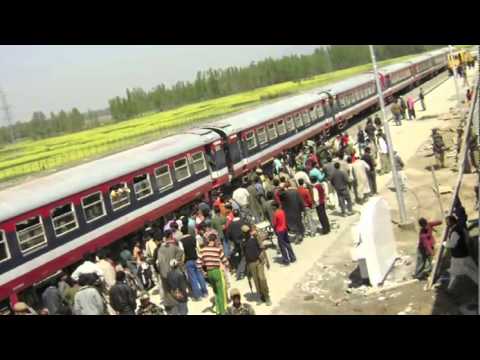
top-left (325, 73), bottom-right (375, 94)
top-left (203, 92), bottom-right (324, 135)
top-left (408, 54), bottom-right (434, 64)
top-left (0, 131), bottom-right (220, 223)
top-left (379, 62), bottom-right (411, 75)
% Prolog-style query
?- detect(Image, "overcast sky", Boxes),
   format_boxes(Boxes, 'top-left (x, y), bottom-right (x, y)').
top-left (0, 45), bottom-right (322, 125)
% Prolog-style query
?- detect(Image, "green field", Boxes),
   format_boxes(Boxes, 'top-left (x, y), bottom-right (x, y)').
top-left (0, 52), bottom-right (429, 184)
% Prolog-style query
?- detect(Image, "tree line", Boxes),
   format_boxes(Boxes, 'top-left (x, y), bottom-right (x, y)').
top-left (0, 45), bottom-right (444, 146)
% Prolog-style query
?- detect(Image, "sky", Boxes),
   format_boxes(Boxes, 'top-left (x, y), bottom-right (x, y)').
top-left (0, 45), bottom-right (322, 125)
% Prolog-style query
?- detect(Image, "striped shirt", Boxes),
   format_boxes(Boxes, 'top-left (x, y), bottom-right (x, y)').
top-left (196, 244), bottom-right (229, 271)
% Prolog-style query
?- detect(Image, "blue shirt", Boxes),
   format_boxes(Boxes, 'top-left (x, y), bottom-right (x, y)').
top-left (309, 168), bottom-right (324, 182)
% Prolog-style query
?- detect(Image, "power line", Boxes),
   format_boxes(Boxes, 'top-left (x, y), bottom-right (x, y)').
top-left (0, 88), bottom-right (15, 143)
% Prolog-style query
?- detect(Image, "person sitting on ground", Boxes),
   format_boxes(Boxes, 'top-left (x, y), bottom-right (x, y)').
top-left (414, 218), bottom-right (442, 280)
top-left (136, 293), bottom-right (165, 315)
top-left (225, 288), bottom-right (255, 315)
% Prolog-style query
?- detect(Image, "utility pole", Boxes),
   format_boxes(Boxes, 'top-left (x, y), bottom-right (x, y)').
top-left (369, 45), bottom-right (409, 225)
top-left (0, 88), bottom-right (15, 143)
top-left (325, 45), bottom-right (333, 72)
top-left (448, 45), bottom-right (462, 108)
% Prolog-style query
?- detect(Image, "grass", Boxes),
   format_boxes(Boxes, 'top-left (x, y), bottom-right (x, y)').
top-left (0, 52), bottom-right (423, 184)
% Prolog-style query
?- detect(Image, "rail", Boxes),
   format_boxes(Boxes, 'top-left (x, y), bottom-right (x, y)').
top-left (428, 69), bottom-right (479, 288)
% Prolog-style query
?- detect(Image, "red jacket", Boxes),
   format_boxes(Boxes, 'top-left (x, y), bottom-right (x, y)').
top-left (313, 183), bottom-right (326, 205)
top-left (419, 221), bottom-right (442, 255)
top-left (297, 186), bottom-right (313, 208)
top-left (273, 187), bottom-right (282, 205)
top-left (273, 209), bottom-right (288, 233)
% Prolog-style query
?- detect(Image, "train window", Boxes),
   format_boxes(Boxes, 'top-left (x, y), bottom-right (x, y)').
top-left (51, 203), bottom-right (79, 237)
top-left (309, 107), bottom-right (316, 121)
top-left (109, 183), bottom-right (131, 211)
top-left (191, 152), bottom-right (207, 174)
top-left (277, 119), bottom-right (287, 136)
top-left (286, 117), bottom-right (295, 132)
top-left (315, 105), bottom-right (324, 118)
top-left (155, 165), bottom-right (173, 191)
top-left (245, 131), bottom-right (257, 150)
top-left (257, 127), bottom-right (267, 145)
top-left (302, 111), bottom-right (311, 125)
top-left (16, 216), bottom-right (47, 253)
top-left (267, 123), bottom-right (277, 140)
top-left (294, 114), bottom-right (303, 128)
top-left (133, 174), bottom-right (153, 200)
top-left (0, 230), bottom-right (11, 263)
top-left (82, 192), bottom-right (106, 223)
top-left (174, 157), bottom-right (190, 182)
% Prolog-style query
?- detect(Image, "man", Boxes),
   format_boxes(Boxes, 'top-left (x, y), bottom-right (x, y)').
top-left (365, 118), bottom-right (377, 145)
top-left (197, 233), bottom-right (230, 315)
top-left (443, 215), bottom-right (478, 292)
top-left (279, 185), bottom-right (305, 244)
top-left (414, 218), bottom-right (442, 280)
top-left (419, 88), bottom-right (426, 111)
top-left (96, 251), bottom-right (116, 291)
top-left (391, 100), bottom-right (402, 126)
top-left (109, 270), bottom-right (137, 315)
top-left (232, 181), bottom-right (250, 211)
top-left (361, 147), bottom-right (377, 195)
top-left (377, 130), bottom-right (390, 175)
top-left (399, 97), bottom-right (407, 120)
top-left (242, 225), bottom-right (271, 306)
top-left (136, 293), bottom-right (165, 315)
top-left (12, 302), bottom-right (36, 315)
top-left (272, 201), bottom-right (297, 265)
top-left (42, 279), bottom-right (68, 315)
top-left (407, 95), bottom-right (416, 120)
top-left (226, 209), bottom-right (246, 280)
top-left (273, 157), bottom-right (283, 175)
top-left (166, 259), bottom-right (189, 315)
top-left (388, 151), bottom-right (407, 191)
top-left (180, 228), bottom-right (208, 300)
top-left (310, 176), bottom-right (330, 235)
top-left (211, 206), bottom-right (228, 256)
top-left (246, 178), bottom-right (264, 223)
top-left (156, 230), bottom-right (184, 312)
top-left (350, 156), bottom-right (371, 203)
top-left (71, 253), bottom-right (104, 283)
top-left (226, 288), bottom-right (255, 315)
top-left (357, 127), bottom-right (367, 156)
top-left (145, 234), bottom-right (158, 264)
top-left (73, 273), bottom-right (106, 315)
top-left (432, 129), bottom-right (446, 169)
top-left (309, 164), bottom-right (324, 184)
top-left (294, 168), bottom-right (311, 187)
top-left (254, 175), bottom-right (270, 223)
top-left (297, 178), bottom-right (317, 236)
top-left (329, 162), bottom-right (353, 216)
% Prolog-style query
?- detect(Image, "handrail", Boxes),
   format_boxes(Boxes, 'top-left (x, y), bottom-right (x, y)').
top-left (428, 69), bottom-right (479, 288)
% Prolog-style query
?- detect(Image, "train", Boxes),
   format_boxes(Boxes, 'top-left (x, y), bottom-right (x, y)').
top-left (0, 47), bottom-right (451, 308)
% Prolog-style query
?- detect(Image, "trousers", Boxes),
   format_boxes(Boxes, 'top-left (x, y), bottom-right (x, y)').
top-left (414, 248), bottom-right (432, 279)
top-left (247, 260), bottom-right (270, 301)
top-left (315, 203), bottom-right (330, 234)
top-left (185, 260), bottom-right (208, 299)
top-left (207, 268), bottom-right (227, 315)
top-left (366, 170), bottom-right (377, 194)
top-left (276, 231), bottom-right (296, 264)
top-left (380, 153), bottom-right (391, 174)
top-left (336, 188), bottom-right (353, 214)
top-left (303, 207), bottom-right (318, 235)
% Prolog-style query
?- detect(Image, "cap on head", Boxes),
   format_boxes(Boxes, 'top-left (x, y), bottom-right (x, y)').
top-left (230, 288), bottom-right (241, 298)
top-left (13, 302), bottom-right (28, 313)
top-left (241, 225), bottom-right (250, 233)
top-left (169, 259), bottom-right (178, 268)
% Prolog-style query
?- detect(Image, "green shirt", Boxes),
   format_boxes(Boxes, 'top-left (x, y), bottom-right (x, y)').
top-left (211, 215), bottom-right (226, 238)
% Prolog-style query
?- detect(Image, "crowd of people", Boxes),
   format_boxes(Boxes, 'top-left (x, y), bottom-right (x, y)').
top-left (11, 80), bottom-right (478, 315)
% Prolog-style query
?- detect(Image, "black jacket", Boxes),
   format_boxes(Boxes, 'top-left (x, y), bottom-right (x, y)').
top-left (109, 282), bottom-right (137, 314)
top-left (227, 218), bottom-right (245, 245)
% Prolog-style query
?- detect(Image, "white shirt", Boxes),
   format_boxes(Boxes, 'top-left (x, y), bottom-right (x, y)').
top-left (378, 137), bottom-right (388, 154)
top-left (71, 261), bottom-right (105, 282)
top-left (294, 171), bottom-right (311, 186)
top-left (96, 259), bottom-right (116, 288)
top-left (232, 187), bottom-right (250, 207)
